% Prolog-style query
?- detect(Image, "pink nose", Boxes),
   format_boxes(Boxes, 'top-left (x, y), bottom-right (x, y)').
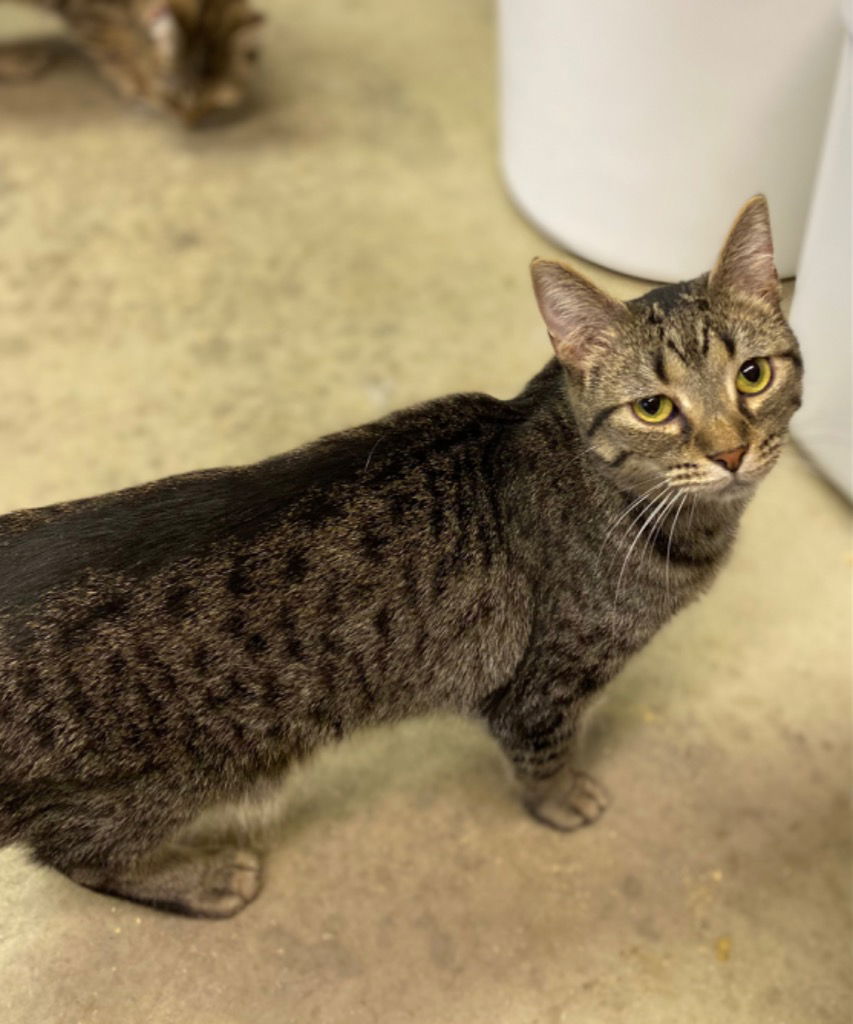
top-left (710, 446), bottom-right (747, 472)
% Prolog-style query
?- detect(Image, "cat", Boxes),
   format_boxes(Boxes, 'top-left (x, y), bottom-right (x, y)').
top-left (0, 196), bottom-right (802, 918)
top-left (0, 0), bottom-right (263, 123)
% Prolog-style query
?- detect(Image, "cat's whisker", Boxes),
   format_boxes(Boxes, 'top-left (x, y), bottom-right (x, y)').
top-left (613, 487), bottom-right (679, 604)
top-left (665, 492), bottom-right (689, 598)
top-left (641, 486), bottom-right (682, 566)
top-left (686, 492), bottom-right (698, 537)
top-left (600, 485), bottom-right (673, 577)
top-left (671, 481), bottom-right (715, 494)
top-left (595, 484), bottom-right (665, 568)
top-left (363, 439), bottom-right (381, 471)
top-left (639, 489), bottom-right (682, 574)
top-left (596, 480), bottom-right (670, 566)
top-left (612, 492), bottom-right (670, 601)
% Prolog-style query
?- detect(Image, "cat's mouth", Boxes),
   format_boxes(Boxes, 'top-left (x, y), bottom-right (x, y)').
top-left (672, 451), bottom-right (782, 496)
top-left (698, 473), bottom-right (761, 502)
top-left (668, 472), bottom-right (759, 502)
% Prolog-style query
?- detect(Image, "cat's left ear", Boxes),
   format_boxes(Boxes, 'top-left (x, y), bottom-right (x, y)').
top-left (709, 195), bottom-right (781, 308)
top-left (530, 259), bottom-right (629, 372)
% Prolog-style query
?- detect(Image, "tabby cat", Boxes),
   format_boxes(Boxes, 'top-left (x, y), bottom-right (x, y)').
top-left (0, 0), bottom-right (263, 123)
top-left (0, 197), bottom-right (802, 917)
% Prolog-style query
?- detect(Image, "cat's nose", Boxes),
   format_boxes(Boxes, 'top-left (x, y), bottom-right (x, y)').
top-left (709, 445), bottom-right (748, 472)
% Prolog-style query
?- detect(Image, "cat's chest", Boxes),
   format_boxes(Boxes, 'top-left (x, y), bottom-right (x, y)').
top-left (539, 541), bottom-right (715, 668)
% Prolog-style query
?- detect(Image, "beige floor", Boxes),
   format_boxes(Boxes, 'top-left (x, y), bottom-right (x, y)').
top-left (1, 1), bottom-right (851, 1022)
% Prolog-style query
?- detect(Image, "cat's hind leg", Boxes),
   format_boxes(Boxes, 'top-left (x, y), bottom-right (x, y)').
top-left (24, 777), bottom-right (266, 918)
top-left (68, 844), bottom-right (264, 919)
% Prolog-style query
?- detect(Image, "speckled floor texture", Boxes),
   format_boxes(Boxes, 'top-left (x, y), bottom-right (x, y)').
top-left (0, 1), bottom-right (851, 1022)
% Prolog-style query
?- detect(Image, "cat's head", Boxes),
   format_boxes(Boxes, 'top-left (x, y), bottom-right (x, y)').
top-left (133, 0), bottom-right (263, 124)
top-left (530, 196), bottom-right (803, 504)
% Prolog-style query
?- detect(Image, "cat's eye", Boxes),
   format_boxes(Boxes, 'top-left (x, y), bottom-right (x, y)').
top-left (736, 357), bottom-right (772, 395)
top-left (632, 395), bottom-right (676, 424)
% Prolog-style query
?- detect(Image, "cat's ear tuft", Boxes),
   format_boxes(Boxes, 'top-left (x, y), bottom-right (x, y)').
top-left (709, 195), bottom-right (781, 307)
top-left (530, 259), bottom-right (627, 371)
top-left (144, 4), bottom-right (182, 66)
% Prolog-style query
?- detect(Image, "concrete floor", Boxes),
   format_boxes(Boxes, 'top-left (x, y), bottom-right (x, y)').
top-left (1, 1), bottom-right (851, 1022)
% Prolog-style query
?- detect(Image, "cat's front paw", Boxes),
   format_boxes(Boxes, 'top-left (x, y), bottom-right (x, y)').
top-left (523, 770), bottom-right (608, 832)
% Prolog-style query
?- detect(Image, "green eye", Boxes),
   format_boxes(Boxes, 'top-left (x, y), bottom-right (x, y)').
top-left (736, 357), bottom-right (772, 395)
top-left (632, 395), bottom-right (675, 424)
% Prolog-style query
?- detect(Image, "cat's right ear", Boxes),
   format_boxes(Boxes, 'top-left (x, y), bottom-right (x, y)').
top-left (530, 259), bottom-right (627, 371)
top-left (708, 195), bottom-right (781, 308)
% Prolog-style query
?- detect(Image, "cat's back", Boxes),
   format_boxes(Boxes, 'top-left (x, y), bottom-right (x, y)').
top-left (0, 389), bottom-right (524, 630)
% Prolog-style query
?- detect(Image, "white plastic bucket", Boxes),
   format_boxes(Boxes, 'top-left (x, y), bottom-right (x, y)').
top-left (499, 0), bottom-right (842, 280)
